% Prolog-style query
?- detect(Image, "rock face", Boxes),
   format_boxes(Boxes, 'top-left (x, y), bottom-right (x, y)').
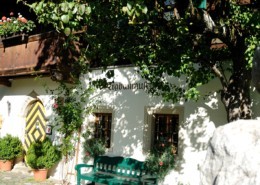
top-left (200, 119), bottom-right (260, 185)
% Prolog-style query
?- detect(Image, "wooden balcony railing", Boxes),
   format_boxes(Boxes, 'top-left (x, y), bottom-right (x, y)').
top-left (0, 32), bottom-right (58, 86)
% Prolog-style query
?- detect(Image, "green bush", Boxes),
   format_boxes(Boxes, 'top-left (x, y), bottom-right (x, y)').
top-left (144, 145), bottom-right (175, 180)
top-left (82, 138), bottom-right (106, 162)
top-left (26, 137), bottom-right (62, 169)
top-left (0, 134), bottom-right (23, 161)
top-left (82, 129), bottom-right (106, 162)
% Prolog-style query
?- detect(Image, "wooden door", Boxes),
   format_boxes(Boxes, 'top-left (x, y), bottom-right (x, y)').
top-left (24, 100), bottom-right (46, 152)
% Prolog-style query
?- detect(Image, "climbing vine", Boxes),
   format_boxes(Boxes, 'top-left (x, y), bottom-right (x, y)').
top-left (46, 81), bottom-right (97, 156)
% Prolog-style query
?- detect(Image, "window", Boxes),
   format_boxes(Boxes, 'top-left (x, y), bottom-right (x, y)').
top-left (152, 114), bottom-right (179, 152)
top-left (93, 113), bottom-right (112, 148)
top-left (143, 106), bottom-right (183, 153)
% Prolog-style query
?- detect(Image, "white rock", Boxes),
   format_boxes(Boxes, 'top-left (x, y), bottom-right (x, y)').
top-left (200, 119), bottom-right (260, 185)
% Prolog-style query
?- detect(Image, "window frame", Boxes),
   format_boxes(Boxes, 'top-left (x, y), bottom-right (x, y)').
top-left (90, 107), bottom-right (114, 151)
top-left (143, 106), bottom-right (184, 153)
top-left (93, 112), bottom-right (112, 148)
top-left (152, 113), bottom-right (179, 152)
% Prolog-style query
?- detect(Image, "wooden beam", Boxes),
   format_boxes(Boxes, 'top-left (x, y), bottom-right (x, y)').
top-left (0, 78), bottom-right (11, 87)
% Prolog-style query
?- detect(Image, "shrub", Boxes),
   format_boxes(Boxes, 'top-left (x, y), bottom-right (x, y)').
top-left (26, 137), bottom-right (62, 169)
top-left (0, 134), bottom-right (23, 161)
top-left (144, 145), bottom-right (175, 180)
top-left (82, 129), bottom-right (106, 162)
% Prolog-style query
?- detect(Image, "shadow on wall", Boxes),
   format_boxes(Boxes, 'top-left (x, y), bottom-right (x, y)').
top-left (86, 68), bottom-right (150, 159)
top-left (176, 92), bottom-right (226, 175)
top-left (83, 67), bottom-right (185, 160)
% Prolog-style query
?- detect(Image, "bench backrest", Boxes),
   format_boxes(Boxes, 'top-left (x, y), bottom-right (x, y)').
top-left (93, 156), bottom-right (145, 178)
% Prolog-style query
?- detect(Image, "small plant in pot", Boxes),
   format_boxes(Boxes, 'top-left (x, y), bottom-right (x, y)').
top-left (26, 137), bottom-right (62, 181)
top-left (0, 134), bottom-right (23, 171)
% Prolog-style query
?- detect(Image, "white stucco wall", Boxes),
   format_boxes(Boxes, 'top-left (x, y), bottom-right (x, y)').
top-left (0, 66), bottom-right (259, 185)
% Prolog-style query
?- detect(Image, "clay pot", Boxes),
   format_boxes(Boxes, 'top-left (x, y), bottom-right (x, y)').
top-left (33, 169), bottom-right (48, 181)
top-left (0, 160), bottom-right (13, 171)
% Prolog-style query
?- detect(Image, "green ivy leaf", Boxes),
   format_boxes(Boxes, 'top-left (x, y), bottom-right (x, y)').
top-left (78, 4), bottom-right (86, 15)
top-left (60, 2), bottom-right (69, 12)
top-left (72, 6), bottom-right (78, 14)
top-left (61, 14), bottom-right (70, 24)
top-left (51, 14), bottom-right (59, 21)
top-left (64, 27), bottom-right (71, 36)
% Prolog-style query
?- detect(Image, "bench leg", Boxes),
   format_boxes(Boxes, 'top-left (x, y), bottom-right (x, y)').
top-left (77, 178), bottom-right (81, 185)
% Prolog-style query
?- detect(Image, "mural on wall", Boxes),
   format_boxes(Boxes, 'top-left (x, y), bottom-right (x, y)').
top-left (24, 100), bottom-right (47, 151)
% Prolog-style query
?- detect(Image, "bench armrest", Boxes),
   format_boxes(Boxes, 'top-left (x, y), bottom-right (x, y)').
top-left (75, 164), bottom-right (94, 173)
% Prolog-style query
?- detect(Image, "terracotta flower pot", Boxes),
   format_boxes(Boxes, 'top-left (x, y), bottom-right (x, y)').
top-left (33, 169), bottom-right (48, 181)
top-left (0, 160), bottom-right (13, 171)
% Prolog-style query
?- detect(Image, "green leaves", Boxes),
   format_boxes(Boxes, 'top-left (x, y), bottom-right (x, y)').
top-left (26, 138), bottom-right (61, 169)
top-left (0, 135), bottom-right (23, 160)
top-left (25, 0), bottom-right (91, 36)
top-left (144, 145), bottom-right (175, 180)
top-left (23, 0), bottom-right (259, 119)
top-left (78, 4), bottom-right (86, 15)
top-left (122, 1), bottom-right (148, 24)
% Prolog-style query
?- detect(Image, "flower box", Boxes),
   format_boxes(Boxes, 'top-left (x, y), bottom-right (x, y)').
top-left (0, 12), bottom-right (36, 40)
top-left (0, 33), bottom-right (29, 47)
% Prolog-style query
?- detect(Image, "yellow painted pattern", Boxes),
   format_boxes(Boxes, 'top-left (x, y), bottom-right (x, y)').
top-left (24, 101), bottom-right (46, 152)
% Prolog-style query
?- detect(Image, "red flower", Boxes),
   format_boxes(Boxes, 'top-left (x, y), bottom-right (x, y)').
top-left (2, 16), bottom-right (7, 21)
top-left (19, 17), bottom-right (27, 23)
top-left (53, 103), bottom-right (59, 109)
top-left (159, 161), bottom-right (163, 166)
top-left (10, 12), bottom-right (14, 16)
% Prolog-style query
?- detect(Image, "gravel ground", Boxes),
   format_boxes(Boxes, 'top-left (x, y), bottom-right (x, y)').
top-left (0, 171), bottom-right (62, 185)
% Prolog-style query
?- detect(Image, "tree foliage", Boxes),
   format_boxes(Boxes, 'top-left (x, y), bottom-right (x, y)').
top-left (19, 0), bottom-right (259, 122)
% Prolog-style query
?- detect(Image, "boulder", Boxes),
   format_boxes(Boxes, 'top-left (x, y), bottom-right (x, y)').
top-left (200, 119), bottom-right (260, 185)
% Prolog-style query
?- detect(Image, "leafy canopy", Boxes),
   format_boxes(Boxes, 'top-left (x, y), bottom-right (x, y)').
top-left (20, 0), bottom-right (259, 105)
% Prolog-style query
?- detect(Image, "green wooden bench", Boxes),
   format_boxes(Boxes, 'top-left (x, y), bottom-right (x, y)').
top-left (75, 156), bottom-right (157, 185)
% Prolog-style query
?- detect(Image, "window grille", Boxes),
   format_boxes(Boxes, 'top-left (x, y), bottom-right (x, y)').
top-left (94, 113), bottom-right (112, 148)
top-left (153, 114), bottom-right (179, 153)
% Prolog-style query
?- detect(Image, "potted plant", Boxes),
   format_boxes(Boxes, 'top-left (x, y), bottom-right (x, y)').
top-left (26, 137), bottom-right (62, 181)
top-left (0, 12), bottom-right (36, 41)
top-left (0, 134), bottom-right (23, 171)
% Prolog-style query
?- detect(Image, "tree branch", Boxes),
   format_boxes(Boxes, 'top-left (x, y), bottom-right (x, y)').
top-left (212, 64), bottom-right (227, 91)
